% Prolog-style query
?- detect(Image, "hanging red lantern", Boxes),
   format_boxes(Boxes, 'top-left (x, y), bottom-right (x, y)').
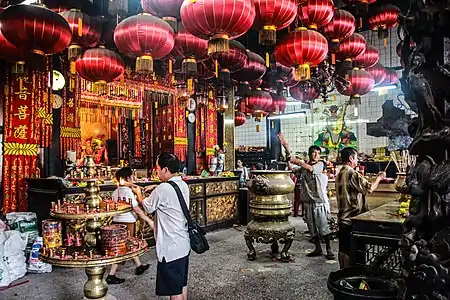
top-left (253, 0), bottom-right (297, 45)
top-left (76, 47), bottom-right (125, 86)
top-left (335, 33), bottom-right (366, 62)
top-left (211, 40), bottom-right (247, 83)
top-left (269, 93), bottom-right (287, 113)
top-left (321, 9), bottom-right (356, 50)
top-left (297, 0), bottom-right (335, 30)
top-left (114, 13), bottom-right (175, 74)
top-left (367, 63), bottom-right (386, 86)
top-left (235, 111), bottom-right (247, 126)
top-left (0, 4), bottom-right (71, 57)
top-left (275, 27), bottom-right (328, 81)
top-left (59, 9), bottom-right (101, 62)
top-left (172, 25), bottom-right (208, 77)
top-left (289, 82), bottom-right (319, 102)
top-left (285, 71), bottom-right (300, 88)
top-left (367, 5), bottom-right (400, 40)
top-left (180, 0), bottom-right (255, 55)
top-left (233, 51), bottom-right (266, 82)
top-left (353, 45), bottom-right (379, 69)
top-left (246, 89), bottom-right (273, 117)
top-left (382, 68), bottom-right (399, 85)
top-left (0, 24), bottom-right (27, 73)
top-left (337, 68), bottom-right (374, 102)
top-left (140, 0), bottom-right (184, 31)
top-left (250, 79), bottom-right (263, 90)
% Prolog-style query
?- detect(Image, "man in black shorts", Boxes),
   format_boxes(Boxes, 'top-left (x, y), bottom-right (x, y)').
top-left (336, 147), bottom-right (385, 269)
top-left (142, 153), bottom-right (190, 300)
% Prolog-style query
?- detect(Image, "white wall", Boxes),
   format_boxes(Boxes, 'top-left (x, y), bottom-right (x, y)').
top-left (236, 29), bottom-right (416, 154)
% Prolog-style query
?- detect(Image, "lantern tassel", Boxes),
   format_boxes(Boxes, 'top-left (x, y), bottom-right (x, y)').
top-left (265, 52), bottom-right (270, 68)
top-left (187, 78), bottom-right (194, 94)
top-left (78, 17), bottom-right (83, 37)
top-left (136, 55), bottom-right (154, 74)
top-left (70, 61), bottom-right (77, 75)
top-left (208, 34), bottom-right (229, 55)
top-left (259, 25), bottom-right (277, 46)
top-left (331, 53), bottom-right (336, 65)
top-left (215, 60), bottom-right (219, 78)
top-left (256, 124), bottom-right (260, 132)
top-left (169, 59), bottom-right (173, 74)
top-left (295, 64), bottom-right (311, 81)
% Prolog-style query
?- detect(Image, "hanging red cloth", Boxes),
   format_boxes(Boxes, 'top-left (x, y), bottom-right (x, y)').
top-left (205, 97), bottom-right (217, 164)
top-left (173, 96), bottom-right (187, 162)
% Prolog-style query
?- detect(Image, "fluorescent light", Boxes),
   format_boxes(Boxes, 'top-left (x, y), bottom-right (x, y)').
top-left (308, 118), bottom-right (369, 127)
top-left (371, 84), bottom-right (398, 92)
top-left (286, 101), bottom-right (303, 106)
top-left (267, 111), bottom-right (307, 120)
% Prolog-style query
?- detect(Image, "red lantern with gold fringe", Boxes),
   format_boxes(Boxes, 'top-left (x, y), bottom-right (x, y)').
top-left (353, 45), bottom-right (379, 69)
top-left (297, 0), bottom-right (335, 30)
top-left (246, 89), bottom-right (272, 117)
top-left (141, 0), bottom-right (184, 31)
top-left (321, 9), bottom-right (356, 51)
top-left (289, 82), bottom-right (319, 102)
top-left (337, 68), bottom-right (374, 103)
top-left (171, 25), bottom-right (208, 77)
top-left (235, 111), bottom-right (246, 126)
top-left (210, 40), bottom-right (247, 83)
top-left (0, 23), bottom-right (27, 73)
top-left (114, 13), bottom-right (175, 74)
top-left (335, 33), bottom-right (366, 62)
top-left (180, 0), bottom-right (255, 55)
top-left (0, 4), bottom-right (71, 57)
top-left (269, 93), bottom-right (287, 113)
top-left (253, 0), bottom-right (297, 46)
top-left (233, 51), bottom-right (267, 83)
top-left (368, 5), bottom-right (400, 40)
top-left (368, 63), bottom-right (387, 86)
top-left (76, 47), bottom-right (125, 86)
top-left (275, 27), bottom-right (328, 81)
top-left (59, 9), bottom-right (101, 62)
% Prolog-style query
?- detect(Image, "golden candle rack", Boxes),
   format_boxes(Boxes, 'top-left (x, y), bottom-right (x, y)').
top-left (40, 179), bottom-right (149, 300)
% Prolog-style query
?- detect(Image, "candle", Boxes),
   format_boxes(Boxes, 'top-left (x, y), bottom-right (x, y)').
top-left (74, 252), bottom-right (78, 259)
top-left (106, 203), bottom-right (110, 211)
top-left (114, 203), bottom-right (119, 210)
top-left (76, 205), bottom-right (80, 214)
top-left (61, 248), bottom-right (66, 258)
top-left (66, 206), bottom-right (70, 213)
top-left (57, 199), bottom-right (61, 207)
top-left (51, 202), bottom-right (56, 210)
top-left (89, 250), bottom-right (94, 259)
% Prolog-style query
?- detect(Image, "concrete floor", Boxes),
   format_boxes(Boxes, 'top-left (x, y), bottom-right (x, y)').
top-left (0, 217), bottom-right (338, 300)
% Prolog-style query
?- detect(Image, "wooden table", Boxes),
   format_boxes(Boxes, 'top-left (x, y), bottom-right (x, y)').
top-left (349, 201), bottom-right (405, 272)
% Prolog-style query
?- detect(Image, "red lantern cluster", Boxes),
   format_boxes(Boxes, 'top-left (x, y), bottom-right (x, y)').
top-left (337, 68), bottom-right (374, 101)
top-left (141, 0), bottom-right (184, 31)
top-left (275, 27), bottom-right (328, 81)
top-left (368, 5), bottom-right (400, 39)
top-left (321, 9), bottom-right (356, 49)
top-left (353, 45), bottom-right (379, 69)
top-left (114, 13), bottom-right (175, 74)
top-left (180, 0), bottom-right (256, 54)
top-left (368, 63), bottom-right (387, 86)
top-left (76, 47), bottom-right (125, 84)
top-left (253, 0), bottom-right (297, 45)
top-left (289, 82), bottom-right (319, 102)
top-left (297, 0), bottom-right (335, 30)
top-left (0, 4), bottom-right (72, 56)
top-left (235, 112), bottom-right (247, 126)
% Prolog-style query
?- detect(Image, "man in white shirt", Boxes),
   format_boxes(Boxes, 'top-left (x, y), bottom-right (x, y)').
top-left (106, 167), bottom-right (154, 285)
top-left (142, 153), bottom-right (190, 300)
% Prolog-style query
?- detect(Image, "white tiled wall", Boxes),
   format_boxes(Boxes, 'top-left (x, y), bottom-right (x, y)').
top-left (236, 29), bottom-right (414, 154)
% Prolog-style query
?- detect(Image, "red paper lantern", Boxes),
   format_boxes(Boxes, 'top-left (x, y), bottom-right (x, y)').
top-left (275, 27), bottom-right (328, 81)
top-left (246, 89), bottom-right (273, 117)
top-left (171, 25), bottom-right (208, 76)
top-left (0, 4), bottom-right (71, 56)
top-left (140, 0), bottom-right (184, 31)
top-left (180, 0), bottom-right (255, 54)
top-left (235, 112), bottom-right (247, 126)
top-left (382, 68), bottom-right (399, 85)
top-left (76, 47), bottom-right (125, 85)
top-left (298, 0), bottom-right (335, 30)
top-left (114, 13), bottom-right (175, 74)
top-left (337, 68), bottom-right (374, 101)
top-left (0, 26), bottom-right (27, 63)
top-left (211, 40), bottom-right (247, 74)
top-left (59, 9), bottom-right (101, 61)
top-left (321, 9), bottom-right (356, 49)
top-left (353, 45), bottom-right (379, 69)
top-left (250, 79), bottom-right (263, 89)
top-left (285, 71), bottom-right (300, 88)
top-left (253, 0), bottom-right (297, 45)
top-left (335, 33), bottom-right (366, 62)
top-left (233, 51), bottom-right (266, 83)
top-left (269, 93), bottom-right (287, 113)
top-left (289, 82), bottom-right (319, 102)
top-left (368, 5), bottom-right (400, 39)
top-left (275, 62), bottom-right (295, 83)
top-left (368, 63), bottom-right (386, 86)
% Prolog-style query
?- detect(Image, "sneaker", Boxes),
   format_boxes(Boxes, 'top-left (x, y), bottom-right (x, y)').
top-left (106, 275), bottom-right (125, 284)
top-left (135, 264), bottom-right (150, 275)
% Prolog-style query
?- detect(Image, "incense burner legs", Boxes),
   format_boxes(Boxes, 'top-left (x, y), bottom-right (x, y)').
top-left (83, 266), bottom-right (110, 300)
top-left (244, 171), bottom-right (295, 262)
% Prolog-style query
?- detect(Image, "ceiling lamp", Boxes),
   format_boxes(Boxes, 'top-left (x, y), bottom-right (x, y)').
top-left (353, 45), bottom-right (379, 69)
top-left (297, 0), bottom-right (335, 30)
top-left (253, 0), bottom-right (297, 46)
top-left (114, 14), bottom-right (175, 74)
top-left (275, 27), bottom-right (328, 81)
top-left (140, 0), bottom-right (184, 32)
top-left (367, 63), bottom-right (387, 86)
top-left (367, 5), bottom-right (400, 41)
top-left (180, 0), bottom-right (255, 55)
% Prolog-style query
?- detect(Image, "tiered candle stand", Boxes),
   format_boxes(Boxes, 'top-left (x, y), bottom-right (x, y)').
top-left (40, 180), bottom-right (148, 300)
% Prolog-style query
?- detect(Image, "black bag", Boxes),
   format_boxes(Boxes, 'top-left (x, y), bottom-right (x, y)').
top-left (168, 181), bottom-right (209, 254)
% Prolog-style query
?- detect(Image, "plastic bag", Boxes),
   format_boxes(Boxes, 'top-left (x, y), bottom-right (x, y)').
top-left (0, 257), bottom-right (11, 287)
top-left (28, 237), bottom-right (52, 274)
top-left (6, 212), bottom-right (38, 246)
top-left (2, 230), bottom-right (27, 282)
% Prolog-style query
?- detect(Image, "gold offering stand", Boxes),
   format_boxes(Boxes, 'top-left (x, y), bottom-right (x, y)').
top-left (40, 180), bottom-right (148, 300)
top-left (244, 171), bottom-right (295, 262)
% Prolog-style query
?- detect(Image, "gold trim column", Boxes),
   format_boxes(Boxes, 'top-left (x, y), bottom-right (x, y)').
top-left (223, 89), bottom-right (235, 171)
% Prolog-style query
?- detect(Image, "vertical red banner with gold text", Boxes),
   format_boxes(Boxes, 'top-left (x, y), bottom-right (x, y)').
top-left (2, 72), bottom-right (38, 213)
top-left (205, 98), bottom-right (217, 164)
top-left (60, 70), bottom-right (81, 158)
top-left (173, 96), bottom-right (187, 162)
